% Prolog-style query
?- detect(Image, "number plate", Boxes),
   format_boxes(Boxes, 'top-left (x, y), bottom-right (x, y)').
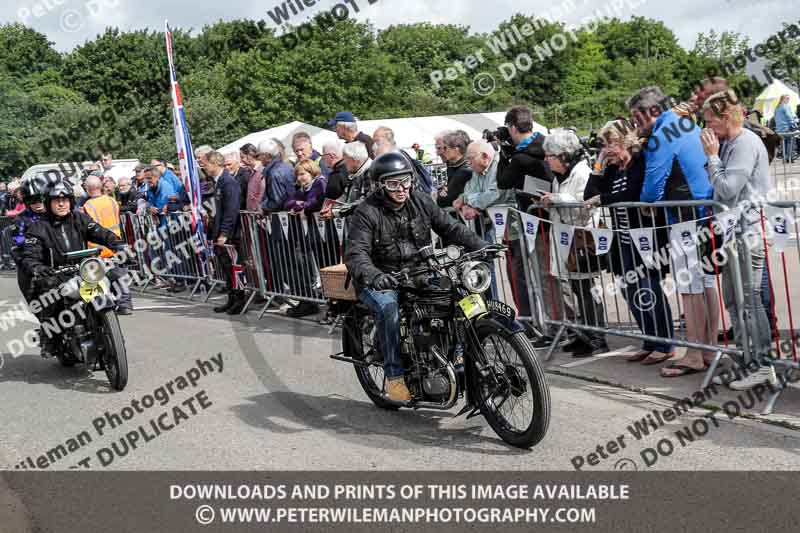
top-left (486, 299), bottom-right (516, 320)
top-left (79, 283), bottom-right (104, 303)
top-left (458, 294), bottom-right (487, 319)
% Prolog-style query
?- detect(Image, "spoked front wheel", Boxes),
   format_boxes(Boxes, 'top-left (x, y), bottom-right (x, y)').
top-left (341, 310), bottom-right (398, 410)
top-left (469, 324), bottom-right (550, 448)
top-left (99, 310), bottom-right (128, 391)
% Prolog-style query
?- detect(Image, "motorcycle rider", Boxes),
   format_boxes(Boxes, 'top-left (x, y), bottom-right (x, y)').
top-left (21, 179), bottom-right (130, 358)
top-left (9, 178), bottom-right (48, 315)
top-left (346, 153), bottom-right (488, 402)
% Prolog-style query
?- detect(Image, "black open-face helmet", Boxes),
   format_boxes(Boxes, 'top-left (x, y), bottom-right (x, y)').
top-left (372, 152), bottom-right (414, 192)
top-left (44, 179), bottom-right (75, 216)
top-left (20, 177), bottom-right (46, 207)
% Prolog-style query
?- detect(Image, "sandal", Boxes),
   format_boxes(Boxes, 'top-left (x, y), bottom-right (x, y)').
top-left (641, 352), bottom-right (673, 365)
top-left (626, 350), bottom-right (652, 362)
top-left (661, 363), bottom-right (707, 378)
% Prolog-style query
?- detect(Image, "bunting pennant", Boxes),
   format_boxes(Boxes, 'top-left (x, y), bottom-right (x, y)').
top-left (589, 227), bottom-right (614, 255)
top-left (487, 206), bottom-right (509, 244)
top-left (278, 212), bottom-right (290, 239)
top-left (716, 208), bottom-right (741, 245)
top-left (164, 21), bottom-right (210, 258)
top-left (766, 206), bottom-right (790, 253)
top-left (670, 221), bottom-right (699, 268)
top-left (629, 228), bottom-right (656, 268)
top-left (519, 211), bottom-right (540, 252)
top-left (333, 217), bottom-right (345, 242)
top-left (552, 222), bottom-right (575, 265)
top-left (315, 213), bottom-right (326, 242)
top-left (300, 213), bottom-right (308, 237)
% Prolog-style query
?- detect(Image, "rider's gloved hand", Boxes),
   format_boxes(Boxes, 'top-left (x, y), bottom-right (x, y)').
top-left (372, 273), bottom-right (398, 291)
top-left (32, 265), bottom-right (55, 278)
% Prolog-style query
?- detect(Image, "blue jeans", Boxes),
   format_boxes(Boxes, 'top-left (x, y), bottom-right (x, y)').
top-left (620, 243), bottom-right (674, 353)
top-left (359, 288), bottom-right (403, 379)
top-left (782, 135), bottom-right (795, 161)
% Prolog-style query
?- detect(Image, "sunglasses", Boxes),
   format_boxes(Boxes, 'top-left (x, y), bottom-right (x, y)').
top-left (384, 175), bottom-right (413, 192)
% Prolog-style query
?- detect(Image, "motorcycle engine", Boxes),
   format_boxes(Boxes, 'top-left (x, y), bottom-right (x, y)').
top-left (422, 369), bottom-right (451, 401)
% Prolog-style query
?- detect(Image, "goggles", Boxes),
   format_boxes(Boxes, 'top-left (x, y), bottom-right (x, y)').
top-left (383, 174), bottom-right (413, 192)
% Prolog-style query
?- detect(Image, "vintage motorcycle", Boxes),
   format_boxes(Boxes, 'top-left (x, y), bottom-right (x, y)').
top-left (329, 244), bottom-right (550, 448)
top-left (34, 248), bottom-right (129, 390)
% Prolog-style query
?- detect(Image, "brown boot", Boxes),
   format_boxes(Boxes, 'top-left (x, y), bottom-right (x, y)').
top-left (385, 377), bottom-right (411, 402)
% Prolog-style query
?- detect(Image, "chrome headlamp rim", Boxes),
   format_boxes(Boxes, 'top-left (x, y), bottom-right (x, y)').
top-left (461, 261), bottom-right (492, 294)
top-left (79, 257), bottom-right (107, 283)
top-left (445, 245), bottom-right (462, 261)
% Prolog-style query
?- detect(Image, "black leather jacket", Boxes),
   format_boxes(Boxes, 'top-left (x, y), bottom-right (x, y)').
top-left (345, 189), bottom-right (486, 290)
top-left (21, 210), bottom-right (123, 271)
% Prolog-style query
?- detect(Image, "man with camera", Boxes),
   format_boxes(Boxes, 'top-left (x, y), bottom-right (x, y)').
top-left (496, 106), bottom-right (556, 344)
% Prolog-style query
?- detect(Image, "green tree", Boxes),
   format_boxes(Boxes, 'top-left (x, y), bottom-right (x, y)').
top-left (0, 24), bottom-right (62, 78)
top-left (762, 22), bottom-right (800, 92)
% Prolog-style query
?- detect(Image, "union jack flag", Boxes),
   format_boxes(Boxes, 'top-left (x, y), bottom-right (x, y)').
top-left (224, 244), bottom-right (247, 289)
top-left (165, 21), bottom-right (211, 261)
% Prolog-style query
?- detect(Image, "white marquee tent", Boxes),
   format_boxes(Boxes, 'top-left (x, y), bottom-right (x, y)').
top-left (218, 112), bottom-right (549, 162)
top-left (754, 79), bottom-right (800, 122)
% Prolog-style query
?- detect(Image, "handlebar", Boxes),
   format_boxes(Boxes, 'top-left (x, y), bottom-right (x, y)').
top-left (389, 244), bottom-right (506, 284)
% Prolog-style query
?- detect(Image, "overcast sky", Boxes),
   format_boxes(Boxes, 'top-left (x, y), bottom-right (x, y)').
top-left (3, 0), bottom-right (797, 52)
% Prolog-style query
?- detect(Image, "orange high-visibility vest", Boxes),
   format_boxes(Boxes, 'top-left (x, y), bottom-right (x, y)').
top-left (82, 195), bottom-right (121, 258)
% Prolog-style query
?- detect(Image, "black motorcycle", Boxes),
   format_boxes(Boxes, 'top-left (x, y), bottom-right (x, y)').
top-left (330, 244), bottom-right (550, 448)
top-left (34, 248), bottom-right (128, 390)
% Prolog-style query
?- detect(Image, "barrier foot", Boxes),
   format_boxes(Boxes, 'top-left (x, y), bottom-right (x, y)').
top-left (189, 279), bottom-right (203, 300)
top-left (203, 281), bottom-right (219, 303)
top-left (258, 296), bottom-right (275, 320)
top-left (702, 350), bottom-right (724, 390)
top-left (761, 368), bottom-right (792, 416)
top-left (328, 314), bottom-right (344, 335)
top-left (240, 291), bottom-right (257, 315)
top-left (543, 325), bottom-right (567, 363)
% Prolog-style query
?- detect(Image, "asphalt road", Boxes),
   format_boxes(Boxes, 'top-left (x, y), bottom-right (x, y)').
top-left (0, 273), bottom-right (798, 474)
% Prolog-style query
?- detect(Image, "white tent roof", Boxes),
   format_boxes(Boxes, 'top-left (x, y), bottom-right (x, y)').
top-left (754, 79), bottom-right (800, 121)
top-left (218, 112), bottom-right (549, 162)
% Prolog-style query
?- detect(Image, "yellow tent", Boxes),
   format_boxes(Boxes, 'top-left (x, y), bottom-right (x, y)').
top-left (754, 79), bottom-right (800, 122)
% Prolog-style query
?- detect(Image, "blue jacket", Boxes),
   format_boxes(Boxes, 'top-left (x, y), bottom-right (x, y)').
top-left (147, 174), bottom-right (187, 212)
top-left (310, 149), bottom-right (331, 178)
top-left (775, 105), bottom-right (796, 133)
top-left (210, 169), bottom-right (241, 241)
top-left (162, 169), bottom-right (190, 205)
top-left (10, 209), bottom-right (43, 262)
top-left (640, 110), bottom-right (712, 203)
top-left (261, 159), bottom-right (297, 211)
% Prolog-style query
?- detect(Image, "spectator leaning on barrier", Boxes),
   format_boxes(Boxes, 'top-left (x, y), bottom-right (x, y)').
top-left (195, 145), bottom-right (216, 202)
top-left (373, 126), bottom-right (433, 193)
top-left (774, 95), bottom-right (797, 163)
top-left (496, 105), bottom-right (554, 342)
top-left (223, 152), bottom-right (249, 212)
top-left (292, 131), bottom-right (330, 177)
top-left (329, 111), bottom-right (375, 160)
top-left (151, 159), bottom-right (189, 215)
top-left (541, 129), bottom-right (608, 357)
top-left (283, 159), bottom-right (327, 319)
top-left (321, 141), bottom-right (373, 219)
top-left (628, 85), bottom-right (720, 376)
top-left (239, 143), bottom-right (265, 213)
top-left (585, 119), bottom-right (675, 363)
top-left (455, 140), bottom-right (514, 300)
top-left (116, 176), bottom-right (140, 213)
top-left (701, 90), bottom-right (776, 389)
top-left (205, 151), bottom-right (245, 315)
top-left (320, 139), bottom-right (346, 195)
top-left (437, 131), bottom-right (472, 208)
top-left (259, 139), bottom-right (297, 212)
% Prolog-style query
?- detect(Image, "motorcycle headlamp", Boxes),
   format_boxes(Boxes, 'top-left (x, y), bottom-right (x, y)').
top-left (445, 245), bottom-right (462, 261)
top-left (461, 261), bottom-right (492, 294)
top-left (79, 258), bottom-right (106, 283)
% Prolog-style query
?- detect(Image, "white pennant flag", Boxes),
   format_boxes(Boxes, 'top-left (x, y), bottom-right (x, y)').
top-left (715, 208), bottom-right (741, 245)
top-left (589, 227), bottom-right (614, 255)
top-left (519, 211), bottom-right (540, 252)
top-left (552, 223), bottom-right (575, 265)
top-left (487, 206), bottom-right (510, 244)
top-left (767, 206), bottom-right (790, 253)
top-left (629, 228), bottom-right (655, 268)
top-left (277, 212), bottom-right (290, 239)
top-left (300, 214), bottom-right (308, 237)
top-left (315, 213), bottom-right (326, 242)
top-left (669, 221), bottom-right (699, 268)
top-left (333, 217), bottom-right (345, 242)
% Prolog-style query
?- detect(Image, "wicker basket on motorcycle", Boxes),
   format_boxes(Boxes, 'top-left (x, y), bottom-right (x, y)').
top-left (320, 263), bottom-right (358, 301)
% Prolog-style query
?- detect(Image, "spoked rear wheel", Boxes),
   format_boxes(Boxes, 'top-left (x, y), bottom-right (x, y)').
top-left (469, 324), bottom-right (550, 448)
top-left (342, 309), bottom-right (398, 410)
top-left (99, 310), bottom-right (128, 391)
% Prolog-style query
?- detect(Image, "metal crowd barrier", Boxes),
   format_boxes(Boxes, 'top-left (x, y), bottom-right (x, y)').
top-left (425, 163), bottom-right (448, 190)
top-left (0, 216), bottom-right (15, 270)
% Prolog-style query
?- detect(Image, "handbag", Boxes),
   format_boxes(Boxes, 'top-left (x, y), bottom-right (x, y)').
top-left (567, 222), bottom-right (609, 274)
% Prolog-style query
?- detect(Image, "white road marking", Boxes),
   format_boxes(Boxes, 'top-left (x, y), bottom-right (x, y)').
top-left (559, 345), bottom-right (636, 368)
